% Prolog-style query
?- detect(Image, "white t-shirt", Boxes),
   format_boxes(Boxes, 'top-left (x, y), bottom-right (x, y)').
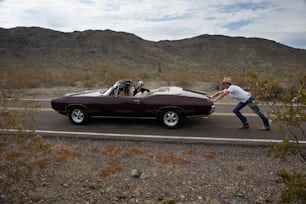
top-left (224, 85), bottom-right (251, 102)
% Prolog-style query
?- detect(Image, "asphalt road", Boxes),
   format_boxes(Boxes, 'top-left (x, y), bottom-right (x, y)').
top-left (3, 99), bottom-right (306, 145)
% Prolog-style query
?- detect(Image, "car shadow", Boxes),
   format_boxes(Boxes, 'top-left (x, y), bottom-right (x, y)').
top-left (89, 117), bottom-right (159, 127)
top-left (88, 117), bottom-right (206, 129)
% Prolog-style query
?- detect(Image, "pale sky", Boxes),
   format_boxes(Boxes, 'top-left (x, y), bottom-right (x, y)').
top-left (1, 0), bottom-right (306, 49)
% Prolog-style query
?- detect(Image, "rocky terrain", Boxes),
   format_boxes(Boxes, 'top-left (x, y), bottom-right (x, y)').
top-left (1, 27), bottom-right (305, 203)
top-left (1, 27), bottom-right (306, 73)
top-left (1, 136), bottom-right (305, 204)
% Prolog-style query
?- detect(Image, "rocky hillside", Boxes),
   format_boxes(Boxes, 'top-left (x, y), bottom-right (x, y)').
top-left (0, 27), bottom-right (306, 73)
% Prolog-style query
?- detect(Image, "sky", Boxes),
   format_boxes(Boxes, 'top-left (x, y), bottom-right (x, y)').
top-left (0, 0), bottom-right (306, 49)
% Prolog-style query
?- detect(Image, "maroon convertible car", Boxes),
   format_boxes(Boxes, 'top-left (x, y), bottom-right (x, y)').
top-left (51, 80), bottom-right (215, 128)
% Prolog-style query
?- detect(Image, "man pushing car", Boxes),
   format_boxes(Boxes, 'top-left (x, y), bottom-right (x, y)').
top-left (210, 77), bottom-right (270, 131)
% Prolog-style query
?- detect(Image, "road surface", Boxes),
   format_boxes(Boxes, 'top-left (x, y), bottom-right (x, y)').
top-left (2, 99), bottom-right (306, 145)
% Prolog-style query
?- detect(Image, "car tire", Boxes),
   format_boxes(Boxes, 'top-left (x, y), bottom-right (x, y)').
top-left (159, 109), bottom-right (183, 129)
top-left (68, 107), bottom-right (89, 125)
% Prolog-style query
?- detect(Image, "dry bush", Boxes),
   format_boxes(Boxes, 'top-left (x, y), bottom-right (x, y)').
top-left (53, 144), bottom-right (81, 162)
top-left (89, 145), bottom-right (100, 154)
top-left (123, 147), bottom-right (147, 157)
top-left (0, 109), bottom-right (22, 130)
top-left (236, 164), bottom-right (245, 171)
top-left (203, 150), bottom-right (216, 159)
top-left (0, 64), bottom-right (230, 89)
top-left (149, 152), bottom-right (189, 165)
top-left (0, 142), bottom-right (7, 152)
top-left (0, 86), bottom-right (82, 203)
top-left (55, 155), bottom-right (77, 162)
top-left (102, 144), bottom-right (122, 155)
top-left (31, 157), bottom-right (50, 168)
top-left (30, 193), bottom-right (45, 203)
top-left (0, 134), bottom-right (54, 203)
top-left (3, 150), bottom-right (25, 161)
top-left (97, 159), bottom-right (123, 177)
top-left (184, 148), bottom-right (195, 155)
top-left (23, 139), bottom-right (52, 153)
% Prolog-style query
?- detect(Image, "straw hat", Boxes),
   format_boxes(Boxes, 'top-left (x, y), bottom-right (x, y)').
top-left (222, 77), bottom-right (232, 84)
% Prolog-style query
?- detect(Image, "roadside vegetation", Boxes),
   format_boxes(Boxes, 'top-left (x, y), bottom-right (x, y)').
top-left (246, 72), bottom-right (306, 204)
top-left (0, 87), bottom-right (217, 203)
top-left (1, 64), bottom-right (303, 89)
top-left (0, 70), bottom-right (305, 203)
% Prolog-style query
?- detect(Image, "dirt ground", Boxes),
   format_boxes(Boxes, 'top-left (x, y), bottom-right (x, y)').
top-left (1, 136), bottom-right (305, 204)
top-left (1, 85), bottom-right (304, 203)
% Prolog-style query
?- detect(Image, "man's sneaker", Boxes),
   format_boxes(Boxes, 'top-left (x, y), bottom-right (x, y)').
top-left (258, 126), bottom-right (270, 131)
top-left (239, 124), bottom-right (250, 129)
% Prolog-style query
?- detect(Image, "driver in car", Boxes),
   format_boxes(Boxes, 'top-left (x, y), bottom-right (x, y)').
top-left (133, 81), bottom-right (150, 96)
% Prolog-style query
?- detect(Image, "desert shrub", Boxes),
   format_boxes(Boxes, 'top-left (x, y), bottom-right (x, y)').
top-left (97, 159), bottom-right (123, 177)
top-left (89, 145), bottom-right (100, 154)
top-left (246, 72), bottom-right (305, 149)
top-left (159, 199), bottom-right (180, 204)
top-left (123, 147), bottom-right (147, 157)
top-left (0, 134), bottom-right (53, 203)
top-left (236, 164), bottom-right (245, 171)
top-left (0, 86), bottom-right (52, 202)
top-left (267, 138), bottom-right (302, 160)
top-left (203, 150), bottom-right (216, 159)
top-left (53, 144), bottom-right (81, 162)
top-left (159, 69), bottom-right (198, 83)
top-left (184, 148), bottom-right (195, 155)
top-left (0, 89), bottom-right (52, 202)
top-left (148, 152), bottom-right (189, 165)
top-left (102, 144), bottom-right (122, 155)
top-left (277, 169), bottom-right (306, 204)
top-left (246, 71), bottom-right (305, 203)
top-left (246, 71), bottom-right (285, 100)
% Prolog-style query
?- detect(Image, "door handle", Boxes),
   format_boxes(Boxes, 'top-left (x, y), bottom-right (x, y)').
top-left (133, 99), bottom-right (140, 104)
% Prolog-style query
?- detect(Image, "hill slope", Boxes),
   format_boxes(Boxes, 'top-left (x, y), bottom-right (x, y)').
top-left (0, 27), bottom-right (305, 74)
top-left (0, 27), bottom-right (306, 87)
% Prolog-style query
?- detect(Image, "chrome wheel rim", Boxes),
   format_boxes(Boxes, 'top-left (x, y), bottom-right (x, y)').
top-left (163, 111), bottom-right (179, 127)
top-left (71, 109), bottom-right (84, 123)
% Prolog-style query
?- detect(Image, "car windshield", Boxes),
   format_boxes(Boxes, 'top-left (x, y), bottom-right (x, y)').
top-left (103, 80), bottom-right (133, 96)
top-left (103, 84), bottom-right (117, 96)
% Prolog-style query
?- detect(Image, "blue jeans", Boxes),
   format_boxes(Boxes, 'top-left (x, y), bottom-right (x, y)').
top-left (233, 96), bottom-right (270, 127)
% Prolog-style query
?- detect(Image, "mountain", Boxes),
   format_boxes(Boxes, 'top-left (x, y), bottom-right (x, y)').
top-left (0, 26), bottom-right (305, 73)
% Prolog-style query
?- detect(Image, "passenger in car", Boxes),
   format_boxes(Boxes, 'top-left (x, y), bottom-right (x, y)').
top-left (124, 83), bottom-right (132, 96)
top-left (117, 87), bottom-right (125, 96)
top-left (133, 81), bottom-right (150, 96)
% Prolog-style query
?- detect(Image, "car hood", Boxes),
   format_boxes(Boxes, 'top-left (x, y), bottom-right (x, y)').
top-left (65, 89), bottom-right (107, 97)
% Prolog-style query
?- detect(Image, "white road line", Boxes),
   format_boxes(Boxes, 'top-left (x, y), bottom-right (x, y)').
top-left (3, 107), bottom-right (53, 111)
top-left (212, 112), bottom-right (256, 116)
top-left (2, 129), bottom-right (306, 145)
top-left (7, 98), bottom-right (51, 101)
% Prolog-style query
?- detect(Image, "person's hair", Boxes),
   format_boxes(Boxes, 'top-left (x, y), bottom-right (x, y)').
top-left (222, 82), bottom-right (232, 86)
top-left (137, 81), bottom-right (144, 89)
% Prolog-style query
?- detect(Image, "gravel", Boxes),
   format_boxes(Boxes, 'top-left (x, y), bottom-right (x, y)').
top-left (9, 137), bottom-right (304, 204)
top-left (2, 86), bottom-right (304, 203)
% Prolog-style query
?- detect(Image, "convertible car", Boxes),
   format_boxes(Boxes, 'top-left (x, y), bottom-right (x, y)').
top-left (51, 79), bottom-right (215, 128)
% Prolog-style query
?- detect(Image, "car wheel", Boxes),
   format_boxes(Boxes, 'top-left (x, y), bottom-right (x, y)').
top-left (159, 109), bottom-right (183, 129)
top-left (68, 107), bottom-right (89, 125)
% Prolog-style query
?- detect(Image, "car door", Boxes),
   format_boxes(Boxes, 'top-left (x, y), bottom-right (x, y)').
top-left (89, 95), bottom-right (144, 117)
top-left (112, 95), bottom-right (145, 116)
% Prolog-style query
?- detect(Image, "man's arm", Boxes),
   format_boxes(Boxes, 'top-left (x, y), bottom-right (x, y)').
top-left (210, 90), bottom-right (224, 98)
top-left (210, 90), bottom-right (229, 103)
